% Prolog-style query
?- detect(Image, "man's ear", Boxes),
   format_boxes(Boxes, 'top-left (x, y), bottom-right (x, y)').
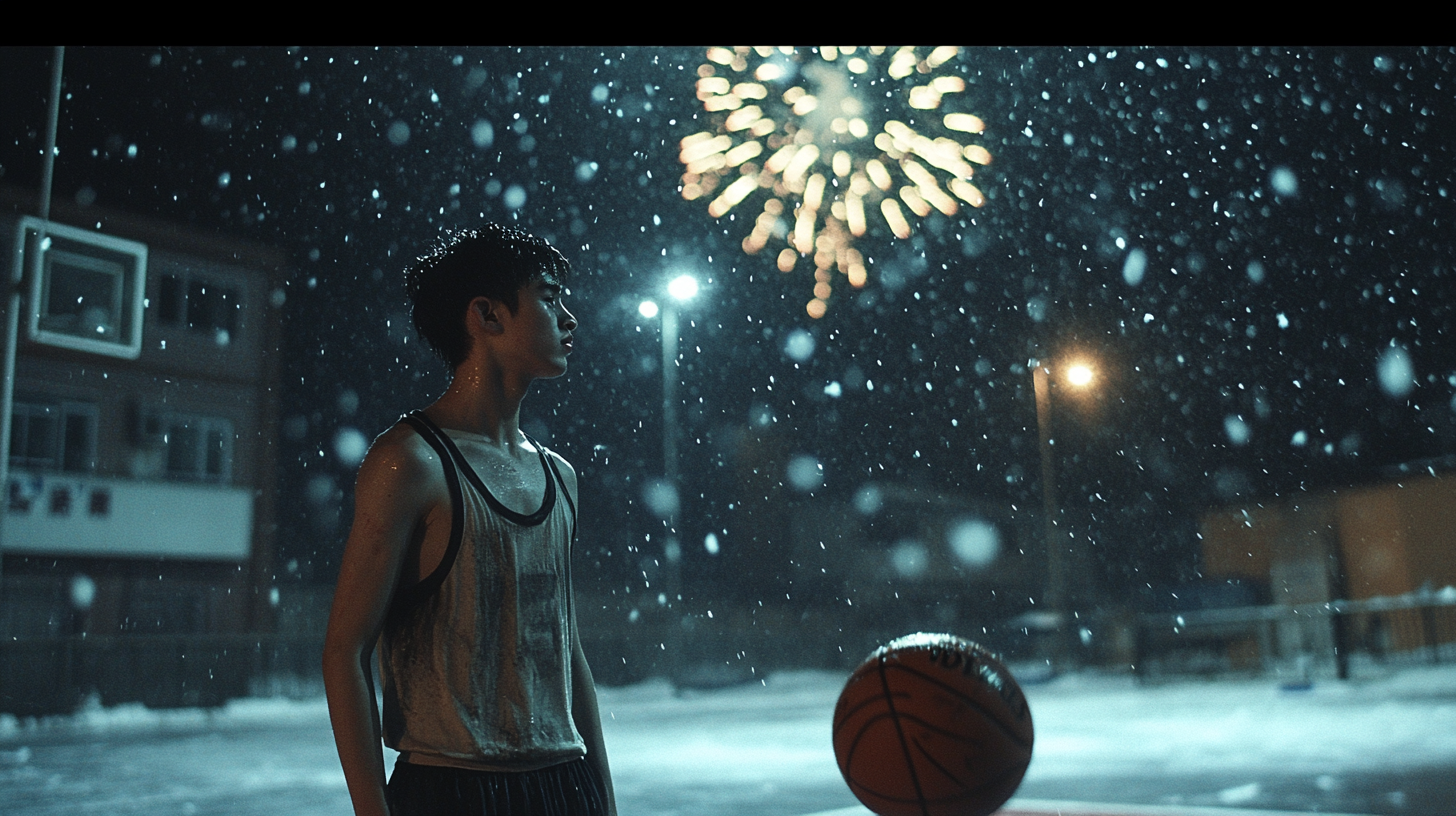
top-left (467, 296), bottom-right (506, 335)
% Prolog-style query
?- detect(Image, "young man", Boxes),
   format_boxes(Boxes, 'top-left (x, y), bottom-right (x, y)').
top-left (323, 225), bottom-right (615, 816)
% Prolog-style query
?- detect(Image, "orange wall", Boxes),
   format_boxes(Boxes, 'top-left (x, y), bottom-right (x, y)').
top-left (1200, 505), bottom-right (1278, 581)
top-left (1204, 474), bottom-right (1456, 601)
top-left (1336, 485), bottom-right (1411, 599)
top-left (1392, 475), bottom-right (1456, 591)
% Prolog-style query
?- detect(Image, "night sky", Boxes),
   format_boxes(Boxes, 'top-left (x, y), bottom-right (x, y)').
top-left (3, 46), bottom-right (1453, 621)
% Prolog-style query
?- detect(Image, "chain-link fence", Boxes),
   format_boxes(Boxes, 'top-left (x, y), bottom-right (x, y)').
top-left (1134, 588), bottom-right (1456, 682)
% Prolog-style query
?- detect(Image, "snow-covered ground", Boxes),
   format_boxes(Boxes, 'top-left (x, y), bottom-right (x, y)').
top-left (2, 664), bottom-right (1454, 815)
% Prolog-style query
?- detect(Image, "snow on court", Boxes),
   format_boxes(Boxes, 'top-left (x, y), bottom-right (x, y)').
top-left (1016, 666), bottom-right (1456, 778)
top-left (597, 666), bottom-right (1456, 813)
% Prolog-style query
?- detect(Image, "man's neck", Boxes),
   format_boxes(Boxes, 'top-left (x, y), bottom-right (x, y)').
top-left (426, 360), bottom-right (530, 450)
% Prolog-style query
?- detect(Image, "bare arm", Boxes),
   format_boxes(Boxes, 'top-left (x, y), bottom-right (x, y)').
top-left (557, 453), bottom-right (617, 816)
top-left (322, 430), bottom-right (439, 816)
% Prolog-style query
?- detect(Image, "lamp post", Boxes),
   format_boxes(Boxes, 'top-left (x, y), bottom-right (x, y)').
top-left (659, 274), bottom-right (699, 525)
top-left (1032, 356), bottom-right (1095, 668)
top-left (0, 48), bottom-right (64, 577)
top-left (639, 274), bottom-right (698, 681)
top-left (638, 274), bottom-right (699, 537)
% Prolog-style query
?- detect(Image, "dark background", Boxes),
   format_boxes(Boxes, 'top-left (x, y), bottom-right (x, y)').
top-left (3, 45), bottom-right (1452, 632)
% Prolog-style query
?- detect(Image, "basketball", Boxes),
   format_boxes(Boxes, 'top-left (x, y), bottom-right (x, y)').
top-left (832, 633), bottom-right (1034, 816)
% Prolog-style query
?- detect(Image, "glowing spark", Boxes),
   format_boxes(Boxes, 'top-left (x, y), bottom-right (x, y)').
top-left (680, 45), bottom-right (993, 317)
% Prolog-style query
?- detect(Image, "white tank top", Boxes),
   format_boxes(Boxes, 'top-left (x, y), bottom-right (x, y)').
top-left (379, 411), bottom-right (585, 771)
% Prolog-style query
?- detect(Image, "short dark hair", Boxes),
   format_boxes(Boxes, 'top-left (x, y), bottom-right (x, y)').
top-left (405, 224), bottom-right (571, 369)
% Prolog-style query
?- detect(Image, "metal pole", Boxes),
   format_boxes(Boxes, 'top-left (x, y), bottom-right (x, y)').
top-left (1033, 362), bottom-right (1061, 609)
top-left (1, 46), bottom-right (65, 575)
top-left (661, 304), bottom-right (679, 503)
top-left (38, 46), bottom-right (66, 222)
top-left (1033, 360), bottom-right (1066, 668)
top-left (660, 303), bottom-right (682, 681)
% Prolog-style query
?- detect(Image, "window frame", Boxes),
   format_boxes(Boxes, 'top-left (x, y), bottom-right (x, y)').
top-left (8, 399), bottom-right (98, 474)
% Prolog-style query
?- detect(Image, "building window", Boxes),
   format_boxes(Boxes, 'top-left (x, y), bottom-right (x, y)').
top-left (155, 273), bottom-right (240, 344)
top-left (9, 400), bottom-right (97, 473)
top-left (159, 414), bottom-right (233, 484)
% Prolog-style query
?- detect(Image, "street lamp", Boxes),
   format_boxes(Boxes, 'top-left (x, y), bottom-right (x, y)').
top-left (1032, 355), bottom-right (1095, 669)
top-left (639, 273), bottom-right (699, 681)
top-left (638, 274), bottom-right (700, 539)
top-left (1065, 363), bottom-right (1094, 388)
top-left (659, 275), bottom-right (698, 527)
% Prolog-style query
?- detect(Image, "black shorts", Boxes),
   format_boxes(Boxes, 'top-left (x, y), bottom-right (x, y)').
top-left (386, 756), bottom-right (608, 816)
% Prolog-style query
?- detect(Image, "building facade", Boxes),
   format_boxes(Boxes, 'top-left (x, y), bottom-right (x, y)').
top-left (0, 195), bottom-right (285, 714)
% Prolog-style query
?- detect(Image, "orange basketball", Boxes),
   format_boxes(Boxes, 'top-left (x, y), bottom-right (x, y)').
top-left (833, 633), bottom-right (1034, 816)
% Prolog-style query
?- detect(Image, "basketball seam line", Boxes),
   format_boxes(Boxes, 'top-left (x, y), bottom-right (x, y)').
top-left (881, 663), bottom-right (1033, 749)
top-left (911, 734), bottom-right (972, 791)
top-left (833, 687), bottom-right (910, 729)
top-left (878, 654), bottom-right (931, 816)
top-left (912, 734), bottom-right (1028, 806)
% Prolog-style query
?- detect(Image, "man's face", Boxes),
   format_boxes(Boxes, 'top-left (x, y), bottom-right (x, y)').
top-left (501, 276), bottom-right (577, 378)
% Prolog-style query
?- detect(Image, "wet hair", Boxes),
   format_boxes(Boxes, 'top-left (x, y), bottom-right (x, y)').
top-left (404, 224), bottom-right (571, 369)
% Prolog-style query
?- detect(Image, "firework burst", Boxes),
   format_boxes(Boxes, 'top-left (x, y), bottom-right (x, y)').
top-left (680, 46), bottom-right (992, 318)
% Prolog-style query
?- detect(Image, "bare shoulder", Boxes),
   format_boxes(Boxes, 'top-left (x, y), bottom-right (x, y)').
top-left (342, 421), bottom-right (449, 552)
top-left (357, 422), bottom-right (443, 496)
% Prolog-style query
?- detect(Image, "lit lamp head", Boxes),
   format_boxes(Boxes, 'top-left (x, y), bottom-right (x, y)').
top-left (1065, 362), bottom-right (1095, 388)
top-left (638, 300), bottom-right (660, 319)
top-left (668, 274), bottom-right (699, 302)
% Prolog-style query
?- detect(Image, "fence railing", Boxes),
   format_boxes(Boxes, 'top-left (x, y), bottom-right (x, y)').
top-left (9, 589), bottom-right (1450, 715)
top-left (1134, 588), bottom-right (1456, 681)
